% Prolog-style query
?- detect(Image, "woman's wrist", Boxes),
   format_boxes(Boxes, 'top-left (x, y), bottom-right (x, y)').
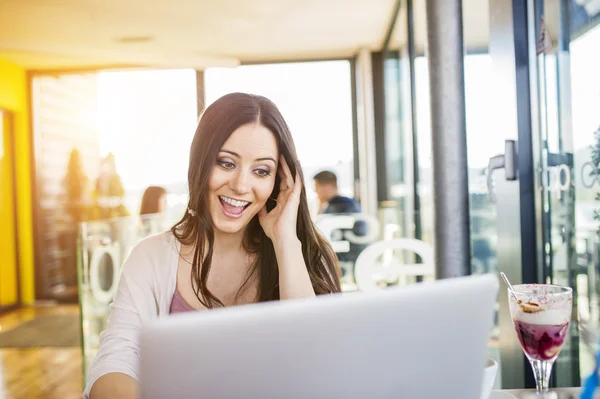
top-left (272, 236), bottom-right (302, 254)
top-left (273, 236), bottom-right (315, 299)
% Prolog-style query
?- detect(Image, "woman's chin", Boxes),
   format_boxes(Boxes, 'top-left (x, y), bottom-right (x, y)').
top-left (212, 219), bottom-right (242, 234)
top-left (212, 213), bottom-right (256, 235)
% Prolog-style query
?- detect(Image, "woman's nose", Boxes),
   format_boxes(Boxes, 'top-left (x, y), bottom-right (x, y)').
top-left (229, 170), bottom-right (250, 194)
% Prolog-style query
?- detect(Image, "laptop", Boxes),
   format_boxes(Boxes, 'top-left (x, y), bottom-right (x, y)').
top-left (140, 273), bottom-right (499, 399)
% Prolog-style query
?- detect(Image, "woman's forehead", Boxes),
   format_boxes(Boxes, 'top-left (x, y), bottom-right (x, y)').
top-left (221, 124), bottom-right (278, 157)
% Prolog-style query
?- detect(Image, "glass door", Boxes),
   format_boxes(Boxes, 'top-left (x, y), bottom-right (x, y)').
top-left (532, 0), bottom-right (600, 387)
top-left (488, 0), bottom-right (600, 389)
top-left (531, 0), bottom-right (580, 387)
top-left (530, 0), bottom-right (600, 388)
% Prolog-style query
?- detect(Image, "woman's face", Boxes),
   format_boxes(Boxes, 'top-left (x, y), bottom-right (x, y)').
top-left (208, 123), bottom-right (279, 235)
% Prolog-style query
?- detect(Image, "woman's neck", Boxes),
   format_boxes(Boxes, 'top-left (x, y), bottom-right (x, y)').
top-left (212, 228), bottom-right (246, 254)
top-left (179, 228), bottom-right (248, 264)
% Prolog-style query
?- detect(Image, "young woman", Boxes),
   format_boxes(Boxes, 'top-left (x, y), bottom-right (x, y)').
top-left (85, 92), bottom-right (341, 399)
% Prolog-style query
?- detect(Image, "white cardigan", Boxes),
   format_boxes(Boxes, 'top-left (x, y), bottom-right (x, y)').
top-left (83, 231), bottom-right (180, 398)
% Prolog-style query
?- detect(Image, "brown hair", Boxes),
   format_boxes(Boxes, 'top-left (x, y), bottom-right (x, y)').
top-left (140, 186), bottom-right (167, 215)
top-left (172, 92), bottom-right (341, 307)
top-left (313, 170), bottom-right (338, 187)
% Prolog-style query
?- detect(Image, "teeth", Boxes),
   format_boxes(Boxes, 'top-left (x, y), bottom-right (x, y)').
top-left (219, 196), bottom-right (249, 207)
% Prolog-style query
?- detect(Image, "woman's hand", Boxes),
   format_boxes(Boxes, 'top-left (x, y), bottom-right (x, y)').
top-left (258, 156), bottom-right (302, 245)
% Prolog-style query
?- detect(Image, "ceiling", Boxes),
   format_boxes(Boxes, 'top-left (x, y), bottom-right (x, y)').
top-left (389, 0), bottom-right (491, 53)
top-left (0, 0), bottom-right (398, 70)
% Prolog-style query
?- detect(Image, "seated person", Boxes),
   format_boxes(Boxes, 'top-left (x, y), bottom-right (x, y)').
top-left (313, 171), bottom-right (367, 270)
top-left (84, 93), bottom-right (341, 399)
top-left (138, 186), bottom-right (168, 236)
top-left (313, 170), bottom-right (360, 215)
top-left (139, 186), bottom-right (167, 216)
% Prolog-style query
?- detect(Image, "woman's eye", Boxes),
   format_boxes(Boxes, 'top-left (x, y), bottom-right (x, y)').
top-left (254, 169), bottom-right (271, 177)
top-left (218, 160), bottom-right (235, 170)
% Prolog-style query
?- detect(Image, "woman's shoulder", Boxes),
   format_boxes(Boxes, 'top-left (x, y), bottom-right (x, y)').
top-left (134, 230), bottom-right (177, 253)
top-left (122, 231), bottom-right (178, 278)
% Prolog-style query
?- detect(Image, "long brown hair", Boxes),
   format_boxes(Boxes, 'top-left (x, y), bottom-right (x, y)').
top-left (172, 92), bottom-right (341, 307)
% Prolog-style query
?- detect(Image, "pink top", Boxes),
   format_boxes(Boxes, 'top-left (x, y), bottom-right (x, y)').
top-left (169, 290), bottom-right (195, 313)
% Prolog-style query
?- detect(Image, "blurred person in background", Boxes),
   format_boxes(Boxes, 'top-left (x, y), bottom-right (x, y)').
top-left (139, 186), bottom-right (168, 236)
top-left (93, 153), bottom-right (129, 219)
top-left (313, 170), bottom-right (360, 214)
top-left (85, 93), bottom-right (341, 399)
top-left (313, 170), bottom-right (365, 280)
top-left (139, 186), bottom-right (168, 215)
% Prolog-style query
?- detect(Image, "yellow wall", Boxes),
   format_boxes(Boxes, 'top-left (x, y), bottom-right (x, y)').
top-left (0, 58), bottom-right (35, 305)
top-left (0, 112), bottom-right (18, 306)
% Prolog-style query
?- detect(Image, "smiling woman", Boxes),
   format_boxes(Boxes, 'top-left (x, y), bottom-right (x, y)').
top-left (174, 92), bottom-right (341, 308)
top-left (84, 92), bottom-right (341, 399)
top-left (209, 125), bottom-right (278, 231)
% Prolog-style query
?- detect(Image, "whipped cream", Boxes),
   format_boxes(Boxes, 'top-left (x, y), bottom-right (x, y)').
top-left (509, 284), bottom-right (572, 325)
top-left (513, 308), bottom-right (570, 325)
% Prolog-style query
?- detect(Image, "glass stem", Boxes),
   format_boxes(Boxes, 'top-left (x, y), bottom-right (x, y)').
top-left (529, 358), bottom-right (555, 393)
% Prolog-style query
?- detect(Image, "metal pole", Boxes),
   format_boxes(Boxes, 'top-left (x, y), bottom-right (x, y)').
top-left (407, 0), bottom-right (422, 242)
top-left (425, 0), bottom-right (471, 278)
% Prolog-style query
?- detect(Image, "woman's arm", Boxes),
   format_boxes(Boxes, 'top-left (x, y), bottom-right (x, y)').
top-left (83, 274), bottom-right (144, 398)
top-left (83, 239), bottom-right (160, 399)
top-left (89, 373), bottom-right (138, 399)
top-left (274, 238), bottom-right (316, 300)
top-left (259, 157), bottom-right (316, 300)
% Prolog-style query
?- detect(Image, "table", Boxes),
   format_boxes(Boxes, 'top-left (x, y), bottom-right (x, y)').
top-left (497, 387), bottom-right (591, 398)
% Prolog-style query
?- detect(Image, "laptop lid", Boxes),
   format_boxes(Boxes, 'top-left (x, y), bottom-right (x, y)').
top-left (141, 273), bottom-right (499, 399)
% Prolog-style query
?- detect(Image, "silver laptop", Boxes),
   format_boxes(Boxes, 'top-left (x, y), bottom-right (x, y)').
top-left (140, 274), bottom-right (499, 399)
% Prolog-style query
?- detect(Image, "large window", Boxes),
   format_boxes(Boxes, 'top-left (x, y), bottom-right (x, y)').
top-left (97, 68), bottom-right (198, 221)
top-left (571, 24), bottom-right (600, 230)
top-left (570, 21), bottom-right (600, 382)
top-left (414, 54), bottom-right (505, 274)
top-left (31, 69), bottom-right (198, 300)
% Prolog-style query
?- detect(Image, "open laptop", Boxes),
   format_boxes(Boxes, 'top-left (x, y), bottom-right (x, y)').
top-left (140, 273), bottom-right (499, 399)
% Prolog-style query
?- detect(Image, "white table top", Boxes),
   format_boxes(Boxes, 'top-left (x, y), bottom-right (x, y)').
top-left (493, 387), bottom-right (587, 398)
